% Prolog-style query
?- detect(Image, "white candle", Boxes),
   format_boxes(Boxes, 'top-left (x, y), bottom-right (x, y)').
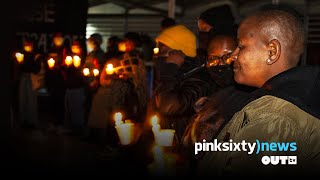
top-left (73, 55), bottom-right (81, 68)
top-left (155, 129), bottom-right (175, 147)
top-left (47, 58), bottom-right (55, 69)
top-left (106, 64), bottom-right (114, 75)
top-left (151, 115), bottom-right (175, 147)
top-left (65, 56), bottom-right (73, 66)
top-left (114, 112), bottom-right (135, 145)
top-left (115, 122), bottom-right (134, 145)
top-left (83, 68), bottom-right (90, 76)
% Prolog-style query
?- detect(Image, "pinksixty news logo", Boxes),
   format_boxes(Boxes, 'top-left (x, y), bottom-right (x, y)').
top-left (194, 139), bottom-right (297, 165)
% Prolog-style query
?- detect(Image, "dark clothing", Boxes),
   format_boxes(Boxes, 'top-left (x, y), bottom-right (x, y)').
top-left (18, 52), bottom-right (41, 74)
top-left (46, 46), bottom-right (68, 125)
top-left (153, 57), bottom-right (217, 141)
top-left (183, 65), bottom-right (320, 175)
top-left (85, 48), bottom-right (106, 70)
top-left (250, 65), bottom-right (320, 119)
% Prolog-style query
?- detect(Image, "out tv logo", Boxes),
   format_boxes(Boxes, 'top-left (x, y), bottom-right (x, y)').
top-left (261, 156), bottom-right (297, 165)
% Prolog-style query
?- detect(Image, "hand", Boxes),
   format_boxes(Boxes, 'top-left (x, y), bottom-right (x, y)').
top-left (166, 50), bottom-right (185, 66)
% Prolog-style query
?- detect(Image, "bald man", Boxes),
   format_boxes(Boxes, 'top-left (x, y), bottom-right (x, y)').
top-left (195, 9), bottom-right (320, 175)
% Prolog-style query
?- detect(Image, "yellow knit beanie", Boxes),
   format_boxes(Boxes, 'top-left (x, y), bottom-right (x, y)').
top-left (156, 25), bottom-right (197, 57)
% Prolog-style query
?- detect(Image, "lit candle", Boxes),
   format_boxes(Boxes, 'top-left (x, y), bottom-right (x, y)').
top-left (15, 52), bottom-right (24, 63)
top-left (65, 56), bottom-right (73, 66)
top-left (151, 115), bottom-right (160, 134)
top-left (155, 129), bottom-right (175, 147)
top-left (153, 47), bottom-right (159, 55)
top-left (113, 112), bottom-right (135, 145)
top-left (105, 64), bottom-right (114, 75)
top-left (47, 58), bottom-right (55, 69)
top-left (114, 112), bottom-right (123, 126)
top-left (118, 42), bottom-right (127, 52)
top-left (151, 115), bottom-right (175, 147)
top-left (83, 68), bottom-right (90, 76)
top-left (73, 55), bottom-right (81, 68)
top-left (93, 69), bottom-right (99, 77)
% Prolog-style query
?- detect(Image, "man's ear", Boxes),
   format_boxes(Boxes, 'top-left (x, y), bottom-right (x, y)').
top-left (267, 39), bottom-right (281, 65)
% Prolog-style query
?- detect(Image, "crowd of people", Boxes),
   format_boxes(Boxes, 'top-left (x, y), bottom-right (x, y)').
top-left (12, 4), bottom-right (320, 176)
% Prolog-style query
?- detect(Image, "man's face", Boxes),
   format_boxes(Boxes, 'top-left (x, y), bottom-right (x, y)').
top-left (232, 17), bottom-right (270, 87)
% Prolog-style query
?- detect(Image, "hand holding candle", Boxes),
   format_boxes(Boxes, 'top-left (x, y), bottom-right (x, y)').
top-left (15, 52), bottom-right (24, 63)
top-left (47, 58), bottom-right (55, 69)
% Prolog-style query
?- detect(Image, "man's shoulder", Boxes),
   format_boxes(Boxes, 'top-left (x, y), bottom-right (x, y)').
top-left (238, 95), bottom-right (320, 130)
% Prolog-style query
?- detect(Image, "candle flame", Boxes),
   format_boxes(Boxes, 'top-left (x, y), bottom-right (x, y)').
top-left (153, 47), bottom-right (159, 55)
top-left (114, 112), bottom-right (123, 122)
top-left (83, 68), bottom-right (90, 76)
top-left (73, 55), bottom-right (81, 67)
top-left (93, 69), bottom-right (99, 76)
top-left (15, 52), bottom-right (24, 63)
top-left (65, 56), bottom-right (73, 66)
top-left (47, 58), bottom-right (55, 68)
top-left (151, 115), bottom-right (158, 126)
top-left (106, 64), bottom-right (114, 75)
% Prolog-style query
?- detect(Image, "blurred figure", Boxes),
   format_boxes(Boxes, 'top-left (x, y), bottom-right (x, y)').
top-left (62, 40), bottom-right (86, 135)
top-left (197, 5), bottom-right (236, 52)
top-left (83, 33), bottom-right (105, 124)
top-left (16, 38), bottom-right (43, 128)
top-left (150, 25), bottom-right (216, 142)
top-left (85, 33), bottom-right (105, 70)
top-left (160, 17), bottom-right (176, 32)
top-left (46, 32), bottom-right (68, 126)
top-left (87, 32), bottom-right (148, 146)
top-left (105, 36), bottom-right (123, 60)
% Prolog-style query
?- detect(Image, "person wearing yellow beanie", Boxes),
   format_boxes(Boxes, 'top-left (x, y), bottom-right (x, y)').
top-left (149, 24), bottom-right (218, 144)
top-left (156, 25), bottom-right (197, 58)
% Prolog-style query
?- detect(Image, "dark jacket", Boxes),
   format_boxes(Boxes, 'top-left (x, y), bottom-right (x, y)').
top-left (188, 65), bottom-right (320, 175)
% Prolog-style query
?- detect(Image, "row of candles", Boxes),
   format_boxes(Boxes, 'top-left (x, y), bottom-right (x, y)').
top-left (15, 52), bottom-right (115, 77)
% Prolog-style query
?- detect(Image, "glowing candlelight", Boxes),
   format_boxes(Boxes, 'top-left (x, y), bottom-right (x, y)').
top-left (15, 52), bottom-right (24, 63)
top-left (105, 64), bottom-right (114, 75)
top-left (153, 47), bottom-right (159, 55)
top-left (151, 115), bottom-right (160, 133)
top-left (83, 68), bottom-right (90, 76)
top-left (47, 58), bottom-right (55, 69)
top-left (73, 55), bottom-right (81, 68)
top-left (114, 112), bottom-right (123, 126)
top-left (65, 56), bottom-right (73, 66)
top-left (151, 115), bottom-right (175, 147)
top-left (93, 69), bottom-right (99, 77)
top-left (118, 42), bottom-right (127, 52)
top-left (114, 112), bottom-right (134, 145)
